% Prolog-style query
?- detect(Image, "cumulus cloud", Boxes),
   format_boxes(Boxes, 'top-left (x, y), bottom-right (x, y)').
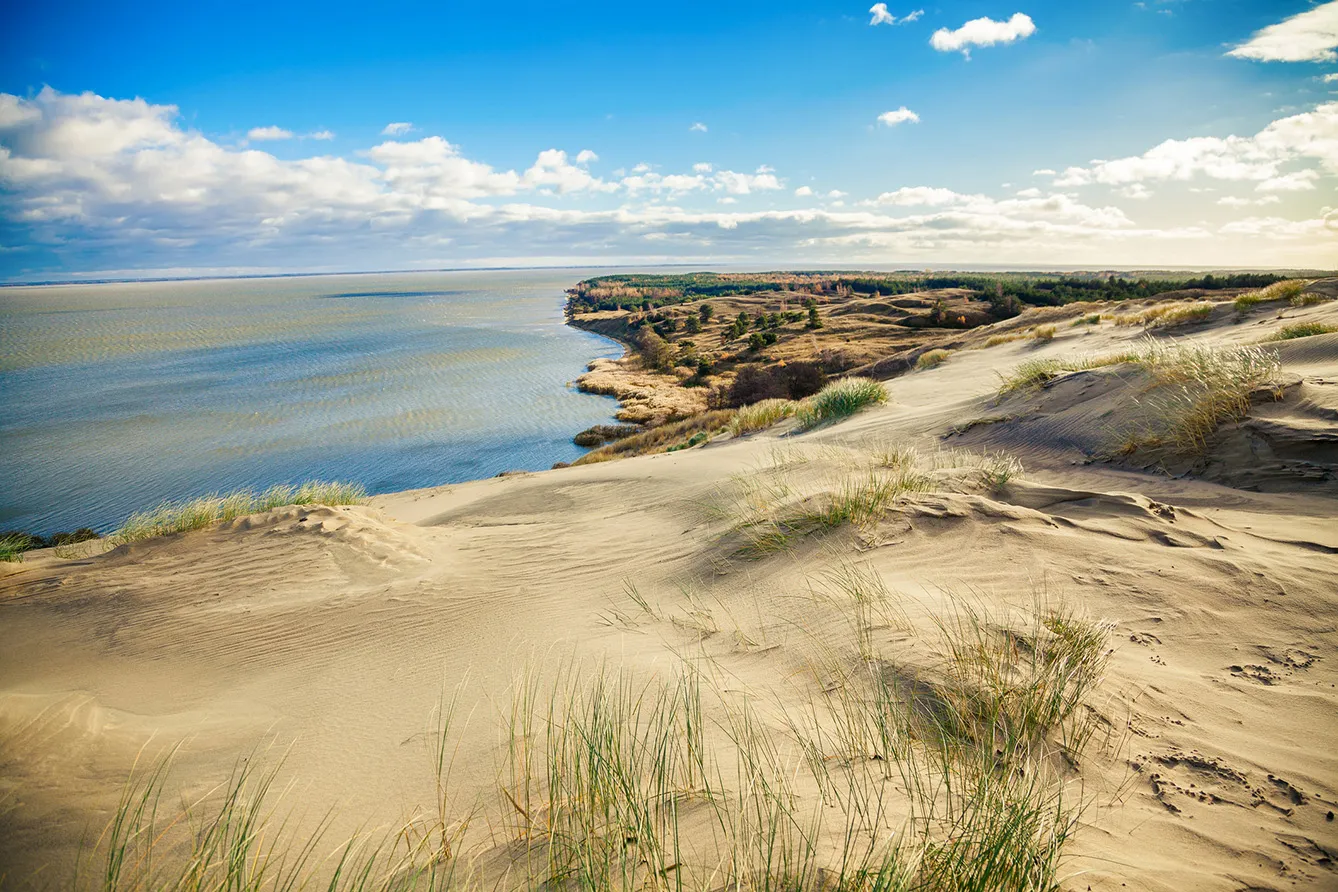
top-left (690, 122), bottom-right (708, 132)
top-left (1054, 101), bottom-right (1338, 187)
top-left (381, 122), bottom-right (414, 136)
top-left (930, 13), bottom-right (1035, 57)
top-left (692, 162), bottom-right (713, 173)
top-left (1227, 1), bottom-right (1338, 64)
top-left (575, 149), bottom-right (598, 165)
top-left (902, 10), bottom-right (923, 23)
top-left (2, 87), bottom-right (1334, 275)
top-left (247, 126), bottom-right (293, 141)
top-left (1257, 169), bottom-right (1320, 191)
top-left (1118, 183), bottom-right (1153, 200)
top-left (878, 107), bottom-right (920, 126)
top-left (794, 185), bottom-right (814, 196)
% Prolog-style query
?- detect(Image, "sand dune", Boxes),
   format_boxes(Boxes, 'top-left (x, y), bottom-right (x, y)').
top-left (2, 296), bottom-right (1336, 891)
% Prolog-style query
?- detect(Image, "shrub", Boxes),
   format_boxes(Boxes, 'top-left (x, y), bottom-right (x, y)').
top-left (729, 398), bottom-right (798, 436)
top-left (1268, 322), bottom-right (1337, 341)
top-left (916, 349), bottom-right (950, 370)
top-left (795, 377), bottom-right (888, 430)
top-left (725, 362), bottom-right (827, 407)
top-left (573, 424), bottom-right (642, 447)
top-left (573, 411), bottom-right (736, 464)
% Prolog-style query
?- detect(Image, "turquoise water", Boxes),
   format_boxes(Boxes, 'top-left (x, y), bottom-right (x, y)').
top-left (0, 270), bottom-right (624, 535)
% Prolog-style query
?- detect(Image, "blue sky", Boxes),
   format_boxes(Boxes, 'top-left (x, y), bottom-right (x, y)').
top-left (2, 1), bottom-right (1335, 279)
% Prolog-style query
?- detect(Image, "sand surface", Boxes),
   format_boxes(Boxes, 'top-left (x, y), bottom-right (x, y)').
top-left (2, 296), bottom-right (1337, 890)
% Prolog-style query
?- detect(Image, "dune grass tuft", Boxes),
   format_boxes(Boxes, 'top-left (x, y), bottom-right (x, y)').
top-left (111, 481), bottom-right (367, 545)
top-left (1267, 322), bottom-right (1337, 341)
top-left (1231, 278), bottom-right (1310, 312)
top-left (1070, 314), bottom-right (1101, 327)
top-left (1030, 325), bottom-right (1056, 342)
top-left (0, 534), bottom-right (28, 562)
top-left (795, 377), bottom-right (887, 430)
top-left (915, 349), bottom-right (950, 370)
top-left (729, 398), bottom-right (799, 436)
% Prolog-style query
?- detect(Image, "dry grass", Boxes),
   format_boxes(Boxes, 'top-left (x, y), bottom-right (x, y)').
top-left (1267, 322), bottom-right (1337, 341)
top-left (915, 349), bottom-right (950, 371)
top-left (715, 444), bottom-right (1022, 557)
top-left (110, 481), bottom-right (367, 545)
top-left (86, 561), bottom-right (1107, 892)
top-left (574, 410), bottom-right (737, 464)
top-left (1030, 325), bottom-right (1056, 342)
top-left (730, 399), bottom-right (799, 436)
top-left (1114, 302), bottom-right (1214, 329)
top-left (1070, 314), bottom-right (1101, 327)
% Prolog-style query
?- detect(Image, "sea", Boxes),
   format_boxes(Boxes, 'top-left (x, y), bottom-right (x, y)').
top-left (0, 269), bottom-right (626, 536)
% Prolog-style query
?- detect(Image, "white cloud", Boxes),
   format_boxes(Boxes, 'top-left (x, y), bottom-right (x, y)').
top-left (827, 190), bottom-right (847, 198)
top-left (575, 149), bottom-right (598, 165)
top-left (1015, 187), bottom-right (1042, 198)
top-left (872, 186), bottom-right (968, 206)
top-left (2, 87), bottom-right (1334, 275)
top-left (902, 9), bottom-right (923, 23)
top-left (869, 3), bottom-right (895, 25)
top-left (247, 126), bottom-right (293, 141)
top-left (381, 122), bottom-right (414, 136)
top-left (930, 13), bottom-right (1036, 57)
top-left (309, 130), bottom-right (335, 140)
top-left (690, 122), bottom-right (708, 132)
top-left (1054, 101), bottom-right (1338, 187)
top-left (1217, 195), bottom-right (1281, 207)
top-left (877, 107), bottom-right (920, 126)
top-left (1118, 183), bottom-right (1153, 200)
top-left (1032, 168), bottom-right (1056, 176)
top-left (1227, 1), bottom-right (1338, 64)
top-left (1324, 73), bottom-right (1338, 83)
top-left (692, 162), bottom-right (713, 173)
top-left (794, 185), bottom-right (814, 196)
top-left (1257, 169), bottom-right (1320, 191)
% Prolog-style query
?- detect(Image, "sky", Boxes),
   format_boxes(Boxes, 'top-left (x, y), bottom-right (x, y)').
top-left (1, 0), bottom-right (1336, 280)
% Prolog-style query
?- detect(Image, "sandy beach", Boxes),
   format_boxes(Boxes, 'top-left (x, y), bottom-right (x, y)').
top-left (2, 292), bottom-right (1336, 891)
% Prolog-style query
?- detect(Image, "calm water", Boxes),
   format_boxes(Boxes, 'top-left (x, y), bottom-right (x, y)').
top-left (0, 270), bottom-right (625, 535)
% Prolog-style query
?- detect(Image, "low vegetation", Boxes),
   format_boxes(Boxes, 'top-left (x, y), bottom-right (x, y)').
top-left (915, 349), bottom-right (950, 370)
top-left (729, 398), bottom-right (799, 436)
top-left (718, 444), bottom-right (1023, 558)
top-left (110, 481), bottom-right (367, 545)
top-left (995, 340), bottom-right (1283, 458)
top-left (1268, 322), bottom-right (1337, 341)
top-left (573, 424), bottom-right (642, 448)
top-left (1232, 279), bottom-right (1310, 313)
top-left (1116, 302), bottom-right (1215, 329)
top-left (795, 377), bottom-right (888, 430)
top-left (84, 562), bottom-right (1109, 892)
top-left (1030, 324), bottom-right (1056, 342)
top-left (572, 411), bottom-right (736, 464)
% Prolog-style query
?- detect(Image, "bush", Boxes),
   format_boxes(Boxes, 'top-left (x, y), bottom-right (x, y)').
top-left (725, 362), bottom-right (827, 407)
top-left (796, 377), bottom-right (888, 430)
top-left (916, 349), bottom-right (950, 370)
top-left (573, 424), bottom-right (642, 447)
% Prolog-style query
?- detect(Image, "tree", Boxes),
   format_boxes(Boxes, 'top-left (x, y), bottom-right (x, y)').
top-left (637, 329), bottom-right (673, 371)
top-left (685, 315), bottom-right (702, 334)
top-left (699, 303), bottom-right (714, 323)
top-left (806, 304), bottom-right (823, 329)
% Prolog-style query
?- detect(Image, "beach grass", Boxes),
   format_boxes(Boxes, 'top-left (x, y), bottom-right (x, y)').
top-left (1267, 322), bottom-right (1336, 341)
top-left (110, 481), bottom-right (367, 545)
top-left (795, 377), bottom-right (888, 430)
top-left (729, 398), bottom-right (799, 436)
top-left (915, 349), bottom-right (950, 371)
top-left (0, 534), bottom-right (28, 562)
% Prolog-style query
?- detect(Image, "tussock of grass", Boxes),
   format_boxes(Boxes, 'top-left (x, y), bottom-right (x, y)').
top-left (730, 398), bottom-right (799, 436)
top-left (719, 444), bottom-right (1023, 557)
top-left (915, 349), bottom-right (950, 370)
top-left (111, 481), bottom-right (367, 545)
top-left (1115, 302), bottom-right (1215, 329)
top-left (795, 377), bottom-right (887, 430)
top-left (1291, 291), bottom-right (1332, 308)
top-left (1268, 322), bottom-right (1337, 341)
top-left (574, 410), bottom-right (736, 464)
top-left (1030, 324), bottom-right (1056, 342)
top-left (0, 534), bottom-right (28, 562)
top-left (983, 331), bottom-right (1028, 348)
top-left (1070, 314), bottom-right (1101, 327)
top-left (1232, 278), bottom-right (1310, 311)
